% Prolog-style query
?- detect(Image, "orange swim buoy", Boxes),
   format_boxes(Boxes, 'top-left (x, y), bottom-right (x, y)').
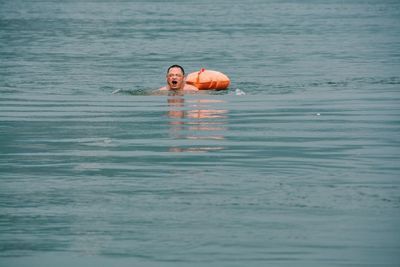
top-left (186, 68), bottom-right (230, 90)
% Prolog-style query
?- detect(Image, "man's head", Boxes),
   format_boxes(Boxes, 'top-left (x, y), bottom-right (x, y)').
top-left (166, 65), bottom-right (185, 90)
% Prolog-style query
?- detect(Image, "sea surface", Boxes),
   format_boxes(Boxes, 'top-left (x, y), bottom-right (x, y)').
top-left (1, 0), bottom-right (400, 266)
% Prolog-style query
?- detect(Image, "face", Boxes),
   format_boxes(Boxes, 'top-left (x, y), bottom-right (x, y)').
top-left (166, 67), bottom-right (185, 90)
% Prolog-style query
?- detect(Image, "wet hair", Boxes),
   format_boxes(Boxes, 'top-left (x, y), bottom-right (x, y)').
top-left (167, 64), bottom-right (185, 75)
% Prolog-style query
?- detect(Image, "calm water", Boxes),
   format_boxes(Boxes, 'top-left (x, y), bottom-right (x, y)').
top-left (1, 0), bottom-right (400, 266)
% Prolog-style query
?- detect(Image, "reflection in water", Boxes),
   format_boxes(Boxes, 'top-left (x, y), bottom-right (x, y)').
top-left (167, 95), bottom-right (228, 152)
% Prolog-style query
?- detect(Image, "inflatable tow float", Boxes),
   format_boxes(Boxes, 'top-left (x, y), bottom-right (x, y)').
top-left (186, 68), bottom-right (230, 90)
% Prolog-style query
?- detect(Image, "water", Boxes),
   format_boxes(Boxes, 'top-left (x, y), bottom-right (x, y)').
top-left (1, 0), bottom-right (400, 266)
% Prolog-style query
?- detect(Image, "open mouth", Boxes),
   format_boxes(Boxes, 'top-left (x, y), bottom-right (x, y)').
top-left (171, 81), bottom-right (178, 85)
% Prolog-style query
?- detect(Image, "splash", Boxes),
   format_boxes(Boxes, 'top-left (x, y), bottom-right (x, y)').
top-left (234, 89), bottom-right (246, 96)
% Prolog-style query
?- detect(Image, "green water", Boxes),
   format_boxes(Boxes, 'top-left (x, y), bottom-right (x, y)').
top-left (1, 0), bottom-right (400, 266)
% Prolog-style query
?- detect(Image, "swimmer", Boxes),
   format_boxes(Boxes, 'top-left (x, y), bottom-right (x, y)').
top-left (159, 65), bottom-right (199, 91)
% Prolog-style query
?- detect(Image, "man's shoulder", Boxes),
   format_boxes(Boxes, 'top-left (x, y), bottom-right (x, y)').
top-left (184, 84), bottom-right (199, 91)
top-left (157, 84), bottom-right (199, 92)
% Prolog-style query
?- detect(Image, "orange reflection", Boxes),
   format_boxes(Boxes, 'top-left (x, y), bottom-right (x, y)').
top-left (167, 96), bottom-right (228, 152)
